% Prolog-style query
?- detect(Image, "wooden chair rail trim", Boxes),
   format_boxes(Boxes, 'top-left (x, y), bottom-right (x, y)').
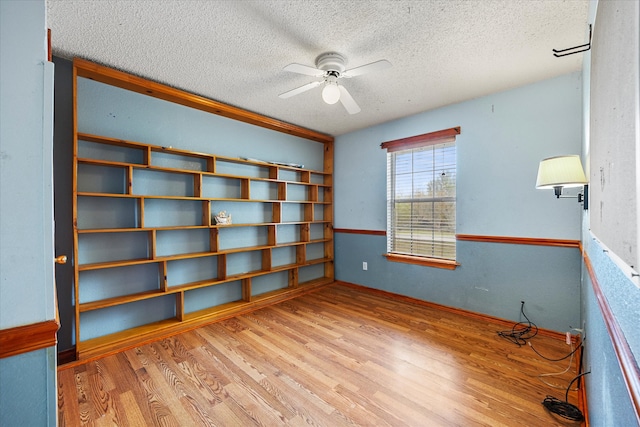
top-left (333, 228), bottom-right (386, 236)
top-left (583, 252), bottom-right (640, 424)
top-left (456, 234), bottom-right (581, 248)
top-left (333, 231), bottom-right (580, 248)
top-left (73, 58), bottom-right (334, 145)
top-left (336, 281), bottom-right (567, 341)
top-left (0, 319), bottom-right (59, 359)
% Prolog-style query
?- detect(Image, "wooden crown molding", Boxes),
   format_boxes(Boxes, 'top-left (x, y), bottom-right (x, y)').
top-left (73, 58), bottom-right (334, 145)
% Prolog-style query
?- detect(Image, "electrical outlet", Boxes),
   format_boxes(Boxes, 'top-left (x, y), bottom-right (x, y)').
top-left (362, 261), bottom-right (368, 271)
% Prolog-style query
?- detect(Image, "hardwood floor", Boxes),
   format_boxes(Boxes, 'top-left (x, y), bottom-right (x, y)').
top-left (58, 282), bottom-right (583, 426)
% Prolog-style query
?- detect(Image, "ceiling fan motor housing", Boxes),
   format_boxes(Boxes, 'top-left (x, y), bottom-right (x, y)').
top-left (316, 52), bottom-right (346, 75)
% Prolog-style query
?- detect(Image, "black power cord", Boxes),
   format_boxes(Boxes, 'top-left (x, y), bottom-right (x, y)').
top-left (495, 302), bottom-right (588, 421)
top-left (530, 332), bottom-right (586, 390)
top-left (529, 336), bottom-right (585, 361)
top-left (497, 301), bottom-right (538, 346)
top-left (542, 372), bottom-right (590, 421)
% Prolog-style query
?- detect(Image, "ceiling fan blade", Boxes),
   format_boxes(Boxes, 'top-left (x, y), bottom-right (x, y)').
top-left (283, 63), bottom-right (325, 77)
top-left (342, 59), bottom-right (392, 78)
top-left (338, 85), bottom-right (361, 114)
top-left (278, 81), bottom-right (322, 99)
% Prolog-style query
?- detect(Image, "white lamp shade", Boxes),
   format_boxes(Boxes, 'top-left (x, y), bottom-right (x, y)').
top-left (536, 155), bottom-right (588, 189)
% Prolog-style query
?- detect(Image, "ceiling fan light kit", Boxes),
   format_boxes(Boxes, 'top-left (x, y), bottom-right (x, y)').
top-left (321, 75), bottom-right (340, 104)
top-left (279, 52), bottom-right (391, 115)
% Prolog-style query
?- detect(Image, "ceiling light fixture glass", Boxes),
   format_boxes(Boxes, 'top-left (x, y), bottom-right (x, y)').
top-left (322, 75), bottom-right (341, 105)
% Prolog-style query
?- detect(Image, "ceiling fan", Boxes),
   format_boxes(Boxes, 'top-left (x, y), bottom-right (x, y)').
top-left (278, 52), bottom-right (392, 115)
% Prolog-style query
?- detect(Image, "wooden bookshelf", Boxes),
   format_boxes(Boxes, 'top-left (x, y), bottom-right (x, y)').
top-left (72, 60), bottom-right (334, 360)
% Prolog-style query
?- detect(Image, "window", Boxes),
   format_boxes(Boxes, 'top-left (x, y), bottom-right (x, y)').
top-left (381, 127), bottom-right (460, 269)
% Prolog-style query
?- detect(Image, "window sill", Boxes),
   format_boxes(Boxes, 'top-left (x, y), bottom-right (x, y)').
top-left (383, 253), bottom-right (460, 270)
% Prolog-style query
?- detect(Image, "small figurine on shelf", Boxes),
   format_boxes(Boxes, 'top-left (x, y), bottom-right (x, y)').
top-left (214, 211), bottom-right (232, 225)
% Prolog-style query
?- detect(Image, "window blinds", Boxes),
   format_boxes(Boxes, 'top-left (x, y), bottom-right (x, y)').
top-left (386, 141), bottom-right (456, 260)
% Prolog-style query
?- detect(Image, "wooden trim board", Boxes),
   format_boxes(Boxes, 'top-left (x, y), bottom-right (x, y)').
top-left (334, 231), bottom-right (580, 248)
top-left (333, 228), bottom-right (386, 236)
top-left (73, 58), bottom-right (333, 144)
top-left (456, 234), bottom-right (581, 248)
top-left (583, 251), bottom-right (640, 423)
top-left (380, 126), bottom-right (461, 152)
top-left (0, 320), bottom-right (59, 359)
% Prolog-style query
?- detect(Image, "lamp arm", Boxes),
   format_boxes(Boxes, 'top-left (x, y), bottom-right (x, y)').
top-left (558, 185), bottom-right (588, 209)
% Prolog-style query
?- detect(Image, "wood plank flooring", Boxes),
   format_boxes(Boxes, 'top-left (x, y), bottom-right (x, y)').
top-left (58, 282), bottom-right (583, 426)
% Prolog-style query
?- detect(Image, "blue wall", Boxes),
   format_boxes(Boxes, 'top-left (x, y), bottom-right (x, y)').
top-left (77, 78), bottom-right (325, 171)
top-left (0, 349), bottom-right (57, 426)
top-left (334, 72), bottom-right (584, 332)
top-left (335, 73), bottom-right (584, 238)
top-left (0, 0), bottom-right (56, 327)
top-left (581, 234), bottom-right (639, 426)
top-left (337, 233), bottom-right (582, 330)
top-left (0, 1), bottom-right (57, 425)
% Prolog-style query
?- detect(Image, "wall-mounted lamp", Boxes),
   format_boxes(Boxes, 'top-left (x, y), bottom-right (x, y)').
top-left (536, 155), bottom-right (589, 209)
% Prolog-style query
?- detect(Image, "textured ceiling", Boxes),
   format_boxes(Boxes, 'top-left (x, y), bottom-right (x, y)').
top-left (46, 0), bottom-right (590, 137)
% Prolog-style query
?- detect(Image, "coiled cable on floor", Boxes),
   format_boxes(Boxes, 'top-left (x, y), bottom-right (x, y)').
top-left (542, 372), bottom-right (590, 421)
